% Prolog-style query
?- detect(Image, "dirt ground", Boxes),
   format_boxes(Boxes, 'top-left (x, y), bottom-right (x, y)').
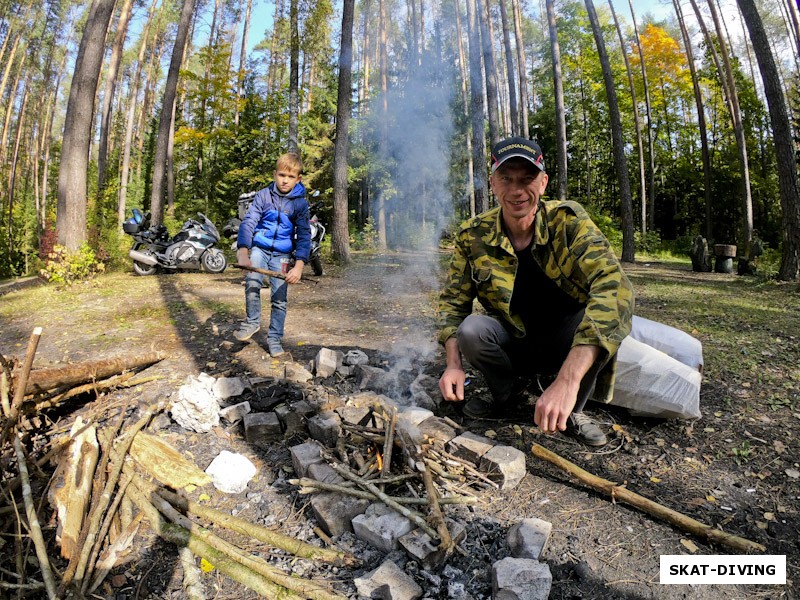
top-left (0, 252), bottom-right (797, 599)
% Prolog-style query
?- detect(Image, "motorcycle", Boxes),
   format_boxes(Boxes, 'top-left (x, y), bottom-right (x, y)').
top-left (123, 208), bottom-right (228, 276)
top-left (222, 190), bottom-right (326, 276)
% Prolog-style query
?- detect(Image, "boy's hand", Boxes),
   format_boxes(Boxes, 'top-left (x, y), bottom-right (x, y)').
top-left (236, 248), bottom-right (251, 267)
top-left (285, 262), bottom-right (304, 284)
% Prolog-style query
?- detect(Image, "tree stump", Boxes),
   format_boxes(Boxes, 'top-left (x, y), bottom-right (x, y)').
top-left (713, 244), bottom-right (737, 274)
top-left (690, 236), bottom-right (712, 272)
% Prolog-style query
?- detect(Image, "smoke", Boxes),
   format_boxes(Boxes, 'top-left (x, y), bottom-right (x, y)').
top-left (367, 53), bottom-right (456, 253)
top-left (363, 40), bottom-right (458, 374)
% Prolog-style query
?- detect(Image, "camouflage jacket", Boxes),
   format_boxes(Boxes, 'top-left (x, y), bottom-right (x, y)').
top-left (438, 200), bottom-right (634, 402)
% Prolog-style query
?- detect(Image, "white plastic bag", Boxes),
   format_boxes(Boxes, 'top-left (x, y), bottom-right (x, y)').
top-left (609, 336), bottom-right (702, 420)
top-left (629, 315), bottom-right (704, 372)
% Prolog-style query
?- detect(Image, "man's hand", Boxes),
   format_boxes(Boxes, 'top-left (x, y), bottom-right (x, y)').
top-left (439, 337), bottom-right (465, 401)
top-left (533, 345), bottom-right (600, 433)
top-left (237, 248), bottom-right (251, 268)
top-left (284, 262), bottom-right (304, 284)
top-left (534, 377), bottom-right (578, 433)
top-left (439, 367), bottom-right (466, 402)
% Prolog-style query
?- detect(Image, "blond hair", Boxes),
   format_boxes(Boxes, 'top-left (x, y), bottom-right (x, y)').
top-left (276, 152), bottom-right (303, 174)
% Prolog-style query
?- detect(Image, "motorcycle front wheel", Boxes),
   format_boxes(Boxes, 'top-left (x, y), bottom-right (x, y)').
top-left (201, 250), bottom-right (227, 273)
top-left (132, 260), bottom-right (158, 276)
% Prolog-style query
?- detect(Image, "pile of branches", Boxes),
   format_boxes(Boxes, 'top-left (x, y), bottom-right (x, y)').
top-left (0, 328), bottom-right (358, 599)
top-left (294, 406), bottom-right (499, 556)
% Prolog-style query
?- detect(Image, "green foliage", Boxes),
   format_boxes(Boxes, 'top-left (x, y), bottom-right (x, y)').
top-left (586, 209), bottom-right (623, 251)
top-left (732, 440), bottom-right (752, 465)
top-left (350, 218), bottom-right (379, 251)
top-left (40, 244), bottom-right (106, 285)
top-left (635, 230), bottom-right (662, 254)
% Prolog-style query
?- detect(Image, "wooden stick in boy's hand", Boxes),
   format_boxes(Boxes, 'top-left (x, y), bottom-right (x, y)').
top-left (233, 263), bottom-right (319, 284)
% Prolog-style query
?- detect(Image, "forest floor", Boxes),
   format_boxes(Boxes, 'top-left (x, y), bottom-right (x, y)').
top-left (0, 250), bottom-right (798, 599)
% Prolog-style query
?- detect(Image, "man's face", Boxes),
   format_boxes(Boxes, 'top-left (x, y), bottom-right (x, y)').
top-left (274, 168), bottom-right (301, 194)
top-left (490, 158), bottom-right (549, 222)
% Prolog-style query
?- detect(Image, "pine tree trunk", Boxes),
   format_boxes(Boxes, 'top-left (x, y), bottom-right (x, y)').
top-left (332, 0), bottom-right (355, 265)
top-left (477, 0), bottom-right (501, 144)
top-left (288, 0), bottom-right (300, 153)
top-left (466, 0), bottom-right (488, 213)
top-left (498, 0), bottom-right (518, 136)
top-left (118, 0), bottom-right (158, 229)
top-left (674, 0), bottom-right (713, 241)
top-left (545, 0), bottom-right (567, 201)
top-left (0, 35), bottom-right (22, 165)
top-left (737, 0), bottom-right (800, 280)
top-left (56, 0), bottom-right (117, 250)
top-left (149, 0), bottom-right (195, 226)
top-left (98, 0), bottom-right (134, 192)
top-left (512, 0), bottom-right (528, 136)
top-left (454, 0), bottom-right (475, 216)
top-left (703, 0), bottom-right (754, 261)
top-left (377, 0), bottom-right (388, 249)
top-left (6, 76), bottom-right (30, 256)
top-left (627, 0), bottom-right (656, 230)
top-left (584, 0), bottom-right (635, 262)
top-left (359, 0), bottom-right (372, 115)
top-left (234, 0), bottom-right (253, 128)
top-left (609, 0), bottom-right (645, 232)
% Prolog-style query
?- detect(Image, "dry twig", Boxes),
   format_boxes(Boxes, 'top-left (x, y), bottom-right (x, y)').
top-left (531, 443), bottom-right (766, 554)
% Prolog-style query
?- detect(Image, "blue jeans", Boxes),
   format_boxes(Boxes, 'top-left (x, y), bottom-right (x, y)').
top-left (244, 247), bottom-right (291, 343)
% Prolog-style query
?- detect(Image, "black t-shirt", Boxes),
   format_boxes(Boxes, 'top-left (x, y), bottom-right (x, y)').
top-left (511, 242), bottom-right (583, 335)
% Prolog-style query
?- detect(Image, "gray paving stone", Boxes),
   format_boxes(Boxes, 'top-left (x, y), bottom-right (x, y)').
top-left (492, 557), bottom-right (552, 600)
top-left (289, 441), bottom-right (324, 478)
top-left (507, 518), bottom-right (552, 560)
top-left (354, 560), bottom-right (423, 600)
top-left (398, 520), bottom-right (467, 570)
top-left (219, 401), bottom-right (251, 424)
top-left (352, 503), bottom-right (415, 552)
top-left (309, 492), bottom-right (369, 537)
top-left (448, 431), bottom-right (495, 464)
top-left (307, 411), bottom-right (342, 447)
top-left (480, 444), bottom-right (527, 489)
top-left (243, 412), bottom-right (282, 446)
top-left (315, 348), bottom-right (339, 378)
top-left (417, 417), bottom-right (458, 446)
top-left (306, 462), bottom-right (344, 485)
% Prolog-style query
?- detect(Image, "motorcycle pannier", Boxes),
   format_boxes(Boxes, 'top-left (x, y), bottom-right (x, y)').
top-left (123, 218), bottom-right (142, 234)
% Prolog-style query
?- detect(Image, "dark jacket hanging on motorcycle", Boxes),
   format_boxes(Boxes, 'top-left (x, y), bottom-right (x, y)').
top-left (236, 182), bottom-right (311, 262)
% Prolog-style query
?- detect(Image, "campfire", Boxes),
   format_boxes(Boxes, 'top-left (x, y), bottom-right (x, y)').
top-left (0, 330), bottom-right (766, 599)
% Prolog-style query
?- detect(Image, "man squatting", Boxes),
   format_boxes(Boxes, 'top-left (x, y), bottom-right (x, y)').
top-left (437, 137), bottom-right (635, 447)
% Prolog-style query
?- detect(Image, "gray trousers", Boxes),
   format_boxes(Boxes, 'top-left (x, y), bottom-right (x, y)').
top-left (456, 314), bottom-right (604, 412)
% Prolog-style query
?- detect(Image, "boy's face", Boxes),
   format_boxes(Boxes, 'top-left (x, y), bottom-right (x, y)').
top-left (275, 168), bottom-right (301, 194)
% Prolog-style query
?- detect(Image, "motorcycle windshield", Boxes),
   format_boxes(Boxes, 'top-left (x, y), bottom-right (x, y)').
top-left (198, 214), bottom-right (221, 241)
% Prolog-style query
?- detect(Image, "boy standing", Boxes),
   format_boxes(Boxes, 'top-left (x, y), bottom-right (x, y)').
top-left (234, 152), bottom-right (311, 356)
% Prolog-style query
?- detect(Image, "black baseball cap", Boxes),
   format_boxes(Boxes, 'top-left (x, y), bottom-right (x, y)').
top-left (491, 137), bottom-right (545, 173)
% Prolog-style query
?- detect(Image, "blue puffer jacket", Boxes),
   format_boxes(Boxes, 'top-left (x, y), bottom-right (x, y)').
top-left (236, 182), bottom-right (311, 262)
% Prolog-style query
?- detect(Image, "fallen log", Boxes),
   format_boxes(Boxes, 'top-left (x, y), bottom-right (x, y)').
top-left (47, 417), bottom-right (99, 560)
top-left (129, 431), bottom-right (212, 489)
top-left (3, 328), bottom-right (56, 598)
top-left (0, 328), bottom-right (42, 448)
top-left (127, 484), bottom-right (303, 599)
top-left (143, 482), bottom-right (350, 600)
top-left (530, 443), bottom-right (766, 554)
top-left (148, 483), bottom-right (358, 567)
top-left (20, 351), bottom-right (166, 396)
